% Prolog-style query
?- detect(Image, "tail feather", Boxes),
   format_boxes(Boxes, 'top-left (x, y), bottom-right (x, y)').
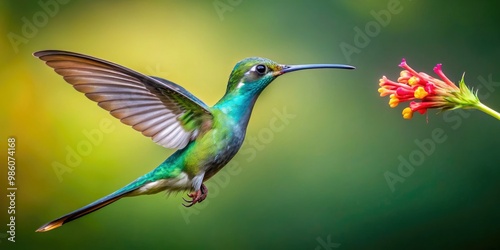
top-left (36, 189), bottom-right (135, 232)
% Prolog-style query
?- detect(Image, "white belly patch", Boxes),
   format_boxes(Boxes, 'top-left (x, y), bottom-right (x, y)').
top-left (132, 172), bottom-right (192, 195)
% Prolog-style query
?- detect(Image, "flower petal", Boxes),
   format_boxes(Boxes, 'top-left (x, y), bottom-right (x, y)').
top-left (433, 63), bottom-right (459, 90)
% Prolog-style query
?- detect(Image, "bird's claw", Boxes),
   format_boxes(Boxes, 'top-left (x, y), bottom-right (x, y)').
top-left (182, 184), bottom-right (208, 207)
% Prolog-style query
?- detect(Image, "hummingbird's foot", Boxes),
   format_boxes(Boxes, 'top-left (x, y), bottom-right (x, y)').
top-left (182, 184), bottom-right (208, 207)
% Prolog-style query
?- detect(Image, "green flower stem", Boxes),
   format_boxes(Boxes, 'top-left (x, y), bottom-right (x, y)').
top-left (475, 102), bottom-right (500, 120)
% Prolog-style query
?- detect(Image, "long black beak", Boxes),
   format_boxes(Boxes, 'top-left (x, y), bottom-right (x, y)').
top-left (280, 64), bottom-right (355, 74)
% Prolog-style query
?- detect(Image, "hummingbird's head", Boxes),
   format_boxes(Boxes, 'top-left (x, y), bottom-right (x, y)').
top-left (225, 57), bottom-right (355, 95)
top-left (225, 57), bottom-right (281, 95)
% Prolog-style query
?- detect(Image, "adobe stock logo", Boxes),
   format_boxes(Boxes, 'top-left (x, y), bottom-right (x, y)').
top-left (339, 0), bottom-right (408, 63)
top-left (315, 234), bottom-right (341, 250)
top-left (384, 127), bottom-right (448, 193)
top-left (213, 0), bottom-right (243, 21)
top-left (51, 118), bottom-right (115, 182)
top-left (7, 0), bottom-right (71, 53)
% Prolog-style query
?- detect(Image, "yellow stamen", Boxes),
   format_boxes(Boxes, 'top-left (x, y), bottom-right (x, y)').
top-left (400, 70), bottom-right (410, 77)
top-left (378, 87), bottom-right (390, 97)
top-left (389, 94), bottom-right (399, 108)
top-left (408, 76), bottom-right (420, 86)
top-left (402, 107), bottom-right (413, 119)
top-left (398, 70), bottom-right (411, 83)
top-left (414, 86), bottom-right (428, 99)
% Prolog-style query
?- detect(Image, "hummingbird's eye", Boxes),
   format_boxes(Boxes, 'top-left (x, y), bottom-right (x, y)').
top-left (255, 64), bottom-right (267, 75)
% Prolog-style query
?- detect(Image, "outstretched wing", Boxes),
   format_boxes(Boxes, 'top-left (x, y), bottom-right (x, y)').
top-left (34, 50), bottom-right (213, 149)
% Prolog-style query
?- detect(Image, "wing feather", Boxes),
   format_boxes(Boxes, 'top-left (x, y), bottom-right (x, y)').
top-left (35, 50), bottom-right (213, 149)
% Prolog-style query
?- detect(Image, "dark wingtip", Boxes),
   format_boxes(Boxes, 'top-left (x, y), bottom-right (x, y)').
top-left (33, 50), bottom-right (50, 58)
top-left (33, 50), bottom-right (78, 59)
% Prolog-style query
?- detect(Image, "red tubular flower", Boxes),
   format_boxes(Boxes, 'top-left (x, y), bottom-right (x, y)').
top-left (378, 59), bottom-right (485, 120)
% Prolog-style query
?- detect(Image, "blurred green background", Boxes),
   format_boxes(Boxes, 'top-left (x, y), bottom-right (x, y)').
top-left (1, 0), bottom-right (500, 249)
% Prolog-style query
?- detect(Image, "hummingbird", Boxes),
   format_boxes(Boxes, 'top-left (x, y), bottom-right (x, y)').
top-left (34, 50), bottom-right (354, 232)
